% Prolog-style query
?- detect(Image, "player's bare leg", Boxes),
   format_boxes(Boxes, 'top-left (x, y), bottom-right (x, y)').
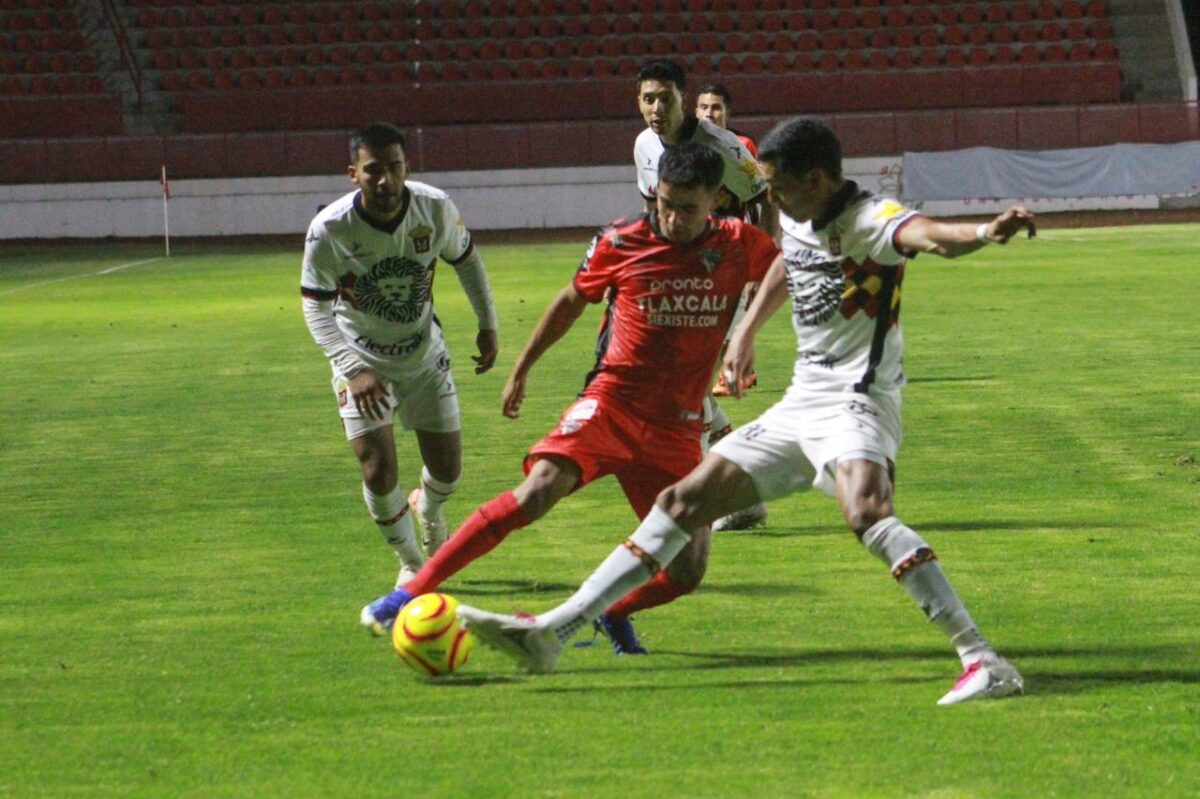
top-left (462, 454), bottom-right (760, 670)
top-left (351, 425), bottom-right (424, 584)
top-left (706, 406), bottom-right (768, 531)
top-left (837, 458), bottom-right (1023, 705)
top-left (361, 456), bottom-right (580, 636)
top-left (411, 429), bottom-right (463, 556)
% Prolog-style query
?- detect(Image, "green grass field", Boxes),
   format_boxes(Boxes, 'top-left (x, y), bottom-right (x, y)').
top-left (2, 226), bottom-right (1197, 798)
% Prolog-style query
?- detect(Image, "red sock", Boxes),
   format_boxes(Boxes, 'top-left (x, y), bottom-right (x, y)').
top-left (604, 570), bottom-right (694, 619)
top-left (404, 491), bottom-right (528, 596)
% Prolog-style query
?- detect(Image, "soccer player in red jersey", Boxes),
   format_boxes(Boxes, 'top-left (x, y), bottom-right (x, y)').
top-left (361, 142), bottom-right (780, 650)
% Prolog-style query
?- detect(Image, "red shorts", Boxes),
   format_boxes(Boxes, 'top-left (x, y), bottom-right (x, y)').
top-left (525, 394), bottom-right (704, 519)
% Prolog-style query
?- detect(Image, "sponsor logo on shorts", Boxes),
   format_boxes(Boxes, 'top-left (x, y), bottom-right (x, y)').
top-left (354, 333), bottom-right (423, 357)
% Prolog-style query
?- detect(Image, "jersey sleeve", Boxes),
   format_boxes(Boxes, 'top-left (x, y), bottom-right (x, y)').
top-left (740, 224), bottom-right (781, 281)
top-left (861, 198), bottom-right (922, 265)
top-left (720, 135), bottom-right (768, 204)
top-left (634, 136), bottom-right (657, 200)
top-left (572, 229), bottom-right (619, 303)
top-left (436, 196), bottom-right (475, 265)
top-left (300, 219), bottom-right (339, 299)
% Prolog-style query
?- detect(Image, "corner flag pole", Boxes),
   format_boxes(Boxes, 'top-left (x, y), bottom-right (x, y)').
top-left (160, 164), bottom-right (171, 257)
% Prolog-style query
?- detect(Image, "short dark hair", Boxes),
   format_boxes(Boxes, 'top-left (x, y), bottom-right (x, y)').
top-left (758, 116), bottom-right (842, 180)
top-left (657, 141), bottom-right (723, 192)
top-left (349, 122), bottom-right (406, 162)
top-left (696, 83), bottom-right (731, 105)
top-left (636, 59), bottom-right (686, 91)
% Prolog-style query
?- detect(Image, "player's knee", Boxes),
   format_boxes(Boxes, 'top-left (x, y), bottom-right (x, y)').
top-left (843, 501), bottom-right (891, 537)
top-left (655, 481), bottom-right (705, 528)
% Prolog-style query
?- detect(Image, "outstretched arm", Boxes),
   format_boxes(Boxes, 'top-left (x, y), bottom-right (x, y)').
top-left (897, 205), bottom-right (1037, 259)
top-left (722, 253), bottom-right (788, 398)
top-left (502, 283), bottom-right (591, 418)
top-left (449, 249), bottom-right (500, 374)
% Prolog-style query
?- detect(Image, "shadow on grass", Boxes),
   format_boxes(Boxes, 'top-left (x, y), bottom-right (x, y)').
top-left (697, 581), bottom-right (822, 597)
top-left (723, 519), bottom-right (1116, 539)
top-left (913, 520), bottom-right (1118, 533)
top-left (515, 643), bottom-right (1200, 695)
top-left (450, 579), bottom-right (581, 596)
top-left (907, 375), bottom-right (996, 384)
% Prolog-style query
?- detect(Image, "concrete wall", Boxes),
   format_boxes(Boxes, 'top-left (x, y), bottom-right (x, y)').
top-left (0, 154), bottom-right (1175, 241)
top-left (0, 158), bottom-right (902, 239)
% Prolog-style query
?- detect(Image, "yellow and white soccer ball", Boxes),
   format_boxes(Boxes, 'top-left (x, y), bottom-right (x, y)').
top-left (392, 593), bottom-right (474, 677)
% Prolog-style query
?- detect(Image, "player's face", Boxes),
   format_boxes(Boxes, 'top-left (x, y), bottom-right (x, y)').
top-left (656, 180), bottom-right (718, 244)
top-left (638, 79), bottom-right (685, 141)
top-left (760, 159), bottom-right (826, 222)
top-left (349, 143), bottom-right (408, 220)
top-left (694, 93), bottom-right (728, 129)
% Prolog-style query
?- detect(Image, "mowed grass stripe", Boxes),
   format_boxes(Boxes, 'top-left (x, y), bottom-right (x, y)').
top-left (1, 228), bottom-right (1197, 799)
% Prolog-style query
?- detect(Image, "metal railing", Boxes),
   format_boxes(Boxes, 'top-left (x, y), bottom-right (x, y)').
top-left (96, 0), bottom-right (143, 107)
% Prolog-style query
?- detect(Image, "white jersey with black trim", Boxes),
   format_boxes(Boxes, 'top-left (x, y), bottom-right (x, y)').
top-left (634, 117), bottom-right (767, 204)
top-left (301, 181), bottom-right (473, 375)
top-left (778, 183), bottom-right (922, 395)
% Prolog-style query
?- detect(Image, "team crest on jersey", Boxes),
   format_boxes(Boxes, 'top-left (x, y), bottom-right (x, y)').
top-left (829, 236), bottom-right (842, 256)
top-left (698, 249), bottom-right (722, 273)
top-left (874, 200), bottom-right (908, 221)
top-left (409, 224), bottom-right (433, 254)
top-left (355, 256), bottom-right (430, 322)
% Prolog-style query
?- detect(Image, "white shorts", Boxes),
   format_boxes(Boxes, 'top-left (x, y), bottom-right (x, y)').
top-left (332, 353), bottom-right (460, 439)
top-left (709, 388), bottom-right (902, 499)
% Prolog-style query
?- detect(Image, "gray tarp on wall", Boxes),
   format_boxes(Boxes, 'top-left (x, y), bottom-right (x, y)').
top-left (902, 142), bottom-right (1200, 201)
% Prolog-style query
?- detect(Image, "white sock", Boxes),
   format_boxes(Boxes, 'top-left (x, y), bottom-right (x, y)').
top-left (363, 483), bottom-right (424, 570)
top-left (418, 466), bottom-right (458, 518)
top-left (538, 505), bottom-right (693, 643)
top-left (861, 516), bottom-right (992, 666)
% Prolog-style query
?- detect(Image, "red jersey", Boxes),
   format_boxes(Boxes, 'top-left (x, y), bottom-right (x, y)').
top-left (573, 212), bottom-right (778, 422)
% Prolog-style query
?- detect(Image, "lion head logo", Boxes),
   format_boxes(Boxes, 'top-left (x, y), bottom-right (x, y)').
top-left (356, 257), bottom-right (429, 323)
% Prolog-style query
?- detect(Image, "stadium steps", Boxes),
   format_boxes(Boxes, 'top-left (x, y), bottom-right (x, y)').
top-left (1106, 0), bottom-right (1187, 100)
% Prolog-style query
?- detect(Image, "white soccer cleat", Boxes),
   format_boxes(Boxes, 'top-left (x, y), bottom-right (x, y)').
top-left (937, 656), bottom-right (1024, 706)
top-left (396, 563), bottom-right (420, 590)
top-left (456, 605), bottom-right (563, 674)
top-left (409, 488), bottom-right (449, 555)
top-left (712, 502), bottom-right (768, 532)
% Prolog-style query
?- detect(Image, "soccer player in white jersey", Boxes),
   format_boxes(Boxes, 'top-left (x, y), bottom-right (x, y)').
top-left (459, 117), bottom-right (1036, 707)
top-left (301, 122), bottom-right (499, 588)
top-left (633, 59), bottom-right (773, 530)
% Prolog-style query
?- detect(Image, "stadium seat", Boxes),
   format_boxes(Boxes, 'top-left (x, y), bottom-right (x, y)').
top-left (992, 25), bottom-right (1014, 44)
top-left (967, 46), bottom-right (989, 65)
top-left (1095, 40), bottom-right (1117, 59)
top-left (1018, 44), bottom-right (1040, 63)
top-left (915, 48), bottom-right (939, 67)
top-left (1067, 42), bottom-right (1091, 61)
top-left (1043, 43), bottom-right (1066, 61)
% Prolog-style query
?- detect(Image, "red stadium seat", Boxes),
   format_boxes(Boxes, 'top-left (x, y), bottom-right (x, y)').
top-left (817, 52), bottom-right (839, 70)
top-left (960, 5), bottom-right (982, 24)
top-left (1095, 40), bottom-right (1117, 59)
top-left (917, 30), bottom-right (938, 47)
top-left (1017, 24), bottom-right (1038, 42)
top-left (967, 46), bottom-right (989, 65)
top-left (1043, 43), bottom-right (1066, 61)
top-left (1093, 19), bottom-right (1113, 38)
top-left (820, 31), bottom-right (843, 50)
top-left (1041, 23), bottom-right (1064, 41)
top-left (212, 70), bottom-right (234, 89)
top-left (915, 47), bottom-right (939, 67)
top-left (894, 29), bottom-right (916, 48)
top-left (867, 50), bottom-right (889, 69)
top-left (766, 52), bottom-right (791, 71)
top-left (943, 26), bottom-right (966, 46)
top-left (1018, 44), bottom-right (1040, 63)
top-left (1035, 1), bottom-right (1057, 21)
top-left (842, 51), bottom-right (866, 69)
top-left (770, 32), bottom-right (793, 51)
top-left (992, 25), bottom-right (1014, 44)
top-left (944, 49), bottom-right (965, 66)
top-left (811, 10), bottom-right (833, 30)
top-left (992, 44), bottom-right (1015, 63)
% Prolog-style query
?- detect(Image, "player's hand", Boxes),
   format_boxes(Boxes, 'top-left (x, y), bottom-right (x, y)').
top-left (473, 329), bottom-right (499, 374)
top-left (722, 331), bottom-right (756, 399)
top-left (501, 370), bottom-right (527, 419)
top-left (984, 206), bottom-right (1037, 244)
top-left (347, 369), bottom-right (390, 421)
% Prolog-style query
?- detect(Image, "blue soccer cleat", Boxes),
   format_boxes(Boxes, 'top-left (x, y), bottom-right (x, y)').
top-left (594, 613), bottom-right (649, 655)
top-left (359, 587), bottom-right (414, 637)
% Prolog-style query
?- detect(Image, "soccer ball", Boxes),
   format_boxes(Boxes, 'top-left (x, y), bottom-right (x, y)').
top-left (391, 592), bottom-right (474, 676)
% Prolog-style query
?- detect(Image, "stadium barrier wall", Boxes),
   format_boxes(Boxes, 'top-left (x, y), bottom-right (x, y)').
top-left (3, 103), bottom-right (1196, 188)
top-left (0, 158), bottom-right (896, 239)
